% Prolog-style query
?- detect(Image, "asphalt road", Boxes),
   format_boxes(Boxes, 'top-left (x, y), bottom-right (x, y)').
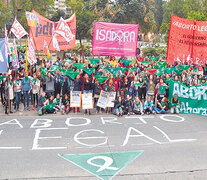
top-left (0, 114), bottom-right (207, 180)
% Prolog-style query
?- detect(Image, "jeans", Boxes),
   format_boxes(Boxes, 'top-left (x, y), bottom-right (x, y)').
top-left (15, 92), bottom-right (21, 110)
top-left (23, 91), bottom-right (30, 107)
top-left (154, 107), bottom-right (166, 114)
top-left (113, 107), bottom-right (123, 116)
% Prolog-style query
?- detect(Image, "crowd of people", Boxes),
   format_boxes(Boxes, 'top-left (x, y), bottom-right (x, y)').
top-left (0, 52), bottom-right (207, 116)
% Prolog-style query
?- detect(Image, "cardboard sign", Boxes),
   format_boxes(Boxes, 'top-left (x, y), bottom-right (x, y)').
top-left (107, 92), bottom-right (116, 107)
top-left (70, 91), bottom-right (81, 107)
top-left (97, 90), bottom-right (109, 109)
top-left (82, 93), bottom-right (93, 109)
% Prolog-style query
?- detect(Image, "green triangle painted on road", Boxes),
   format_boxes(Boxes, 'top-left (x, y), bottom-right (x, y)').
top-left (59, 151), bottom-right (143, 180)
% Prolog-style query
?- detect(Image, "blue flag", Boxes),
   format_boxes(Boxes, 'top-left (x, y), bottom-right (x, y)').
top-left (0, 38), bottom-right (7, 73)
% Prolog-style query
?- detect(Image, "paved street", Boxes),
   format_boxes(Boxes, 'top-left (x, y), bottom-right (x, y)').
top-left (0, 113), bottom-right (207, 180)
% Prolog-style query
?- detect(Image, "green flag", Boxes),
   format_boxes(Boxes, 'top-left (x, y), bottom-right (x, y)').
top-left (157, 68), bottom-right (165, 77)
top-left (164, 78), bottom-right (170, 84)
top-left (60, 69), bottom-right (74, 75)
top-left (40, 67), bottom-right (48, 77)
top-left (89, 58), bottom-right (100, 65)
top-left (83, 67), bottom-right (95, 75)
top-left (139, 61), bottom-right (150, 66)
top-left (149, 56), bottom-right (160, 61)
top-left (0, 75), bottom-right (5, 81)
top-left (121, 60), bottom-right (133, 66)
top-left (67, 72), bottom-right (80, 80)
top-left (73, 63), bottom-right (85, 70)
top-left (120, 67), bottom-right (129, 73)
top-left (51, 65), bottom-right (60, 71)
top-left (174, 68), bottom-right (183, 75)
top-left (94, 75), bottom-right (108, 83)
top-left (158, 85), bottom-right (166, 94)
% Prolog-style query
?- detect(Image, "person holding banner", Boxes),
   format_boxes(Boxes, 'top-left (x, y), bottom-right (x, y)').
top-left (82, 73), bottom-right (94, 115)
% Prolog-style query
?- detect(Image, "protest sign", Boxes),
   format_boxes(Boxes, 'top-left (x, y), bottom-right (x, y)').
top-left (167, 15), bottom-right (207, 65)
top-left (107, 92), bottom-right (116, 107)
top-left (97, 91), bottom-right (109, 109)
top-left (92, 22), bottom-right (139, 57)
top-left (169, 80), bottom-right (207, 117)
top-left (70, 91), bottom-right (81, 107)
top-left (82, 93), bottom-right (93, 109)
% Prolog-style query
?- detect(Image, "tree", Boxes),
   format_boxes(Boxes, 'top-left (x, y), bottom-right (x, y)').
top-left (154, 0), bottom-right (163, 33)
top-left (0, 0), bottom-right (10, 37)
top-left (187, 10), bottom-right (207, 21)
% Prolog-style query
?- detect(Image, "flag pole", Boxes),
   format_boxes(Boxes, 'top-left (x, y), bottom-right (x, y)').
top-left (25, 38), bottom-right (28, 72)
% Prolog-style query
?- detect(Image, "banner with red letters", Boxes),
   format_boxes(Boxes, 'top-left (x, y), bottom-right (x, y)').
top-left (29, 10), bottom-right (76, 51)
top-left (92, 22), bottom-right (139, 57)
top-left (167, 15), bottom-right (207, 65)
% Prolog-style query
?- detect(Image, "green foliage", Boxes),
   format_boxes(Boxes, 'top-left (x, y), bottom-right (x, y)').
top-left (142, 46), bottom-right (167, 58)
top-left (0, 1), bottom-right (10, 36)
top-left (187, 10), bottom-right (207, 21)
top-left (154, 0), bottom-right (163, 33)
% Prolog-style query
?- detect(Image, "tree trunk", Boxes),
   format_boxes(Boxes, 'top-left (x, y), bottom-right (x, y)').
top-left (79, 38), bottom-right (84, 62)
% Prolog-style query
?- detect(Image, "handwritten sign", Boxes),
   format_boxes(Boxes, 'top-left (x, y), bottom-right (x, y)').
top-left (97, 91), bottom-right (109, 109)
top-left (107, 92), bottom-right (116, 107)
top-left (82, 93), bottom-right (93, 109)
top-left (70, 91), bottom-right (81, 107)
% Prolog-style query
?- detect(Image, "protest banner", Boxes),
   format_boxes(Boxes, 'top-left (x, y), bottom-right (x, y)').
top-left (70, 91), bottom-right (81, 107)
top-left (0, 38), bottom-right (8, 73)
top-left (82, 93), bottom-right (93, 109)
top-left (167, 15), bottom-right (207, 65)
top-left (107, 92), bottom-right (116, 108)
top-left (169, 80), bottom-right (207, 117)
top-left (92, 22), bottom-right (139, 57)
top-left (28, 10), bottom-right (76, 51)
top-left (97, 91), bottom-right (109, 109)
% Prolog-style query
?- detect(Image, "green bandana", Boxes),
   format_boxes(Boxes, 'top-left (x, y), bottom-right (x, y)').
top-left (73, 63), bottom-right (85, 70)
top-left (89, 58), bottom-right (100, 65)
top-left (44, 103), bottom-right (56, 111)
top-left (9, 81), bottom-right (13, 86)
top-left (83, 67), bottom-right (95, 75)
top-left (33, 78), bottom-right (37, 85)
top-left (177, 65), bottom-right (190, 71)
top-left (67, 72), bottom-right (80, 80)
top-left (130, 68), bottom-right (138, 73)
top-left (94, 75), bottom-right (108, 83)
top-left (139, 61), bottom-right (151, 66)
top-left (149, 56), bottom-right (160, 61)
top-left (121, 60), bottom-right (133, 66)
top-left (134, 82), bottom-right (143, 87)
top-left (164, 68), bottom-right (175, 74)
top-left (159, 85), bottom-right (166, 94)
top-left (158, 62), bottom-right (167, 67)
top-left (105, 67), bottom-right (120, 76)
top-left (55, 98), bottom-right (60, 104)
top-left (25, 77), bottom-right (28, 82)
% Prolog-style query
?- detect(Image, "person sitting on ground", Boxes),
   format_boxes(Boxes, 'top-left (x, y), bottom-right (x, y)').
top-left (37, 91), bottom-right (48, 116)
top-left (113, 96), bottom-right (124, 116)
top-left (62, 94), bottom-right (70, 115)
top-left (53, 93), bottom-right (62, 112)
top-left (132, 96), bottom-right (144, 115)
top-left (123, 94), bottom-right (133, 115)
top-left (154, 97), bottom-right (169, 114)
top-left (171, 94), bottom-right (179, 114)
top-left (144, 95), bottom-right (155, 115)
top-left (44, 95), bottom-right (56, 114)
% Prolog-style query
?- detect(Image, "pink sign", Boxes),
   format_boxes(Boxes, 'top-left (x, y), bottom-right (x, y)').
top-left (92, 22), bottom-right (139, 57)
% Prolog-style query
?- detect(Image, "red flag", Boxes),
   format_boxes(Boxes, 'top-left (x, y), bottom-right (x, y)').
top-left (11, 18), bottom-right (28, 39)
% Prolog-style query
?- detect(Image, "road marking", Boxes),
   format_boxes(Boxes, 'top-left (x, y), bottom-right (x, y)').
top-left (59, 151), bottom-right (143, 180)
